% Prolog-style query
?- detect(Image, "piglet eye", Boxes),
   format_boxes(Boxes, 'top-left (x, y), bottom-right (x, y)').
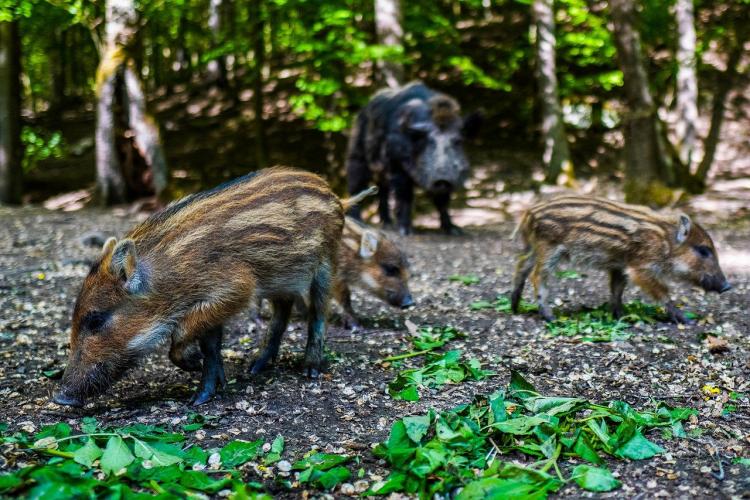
top-left (381, 264), bottom-right (400, 277)
top-left (693, 245), bottom-right (712, 259)
top-left (82, 311), bottom-right (110, 333)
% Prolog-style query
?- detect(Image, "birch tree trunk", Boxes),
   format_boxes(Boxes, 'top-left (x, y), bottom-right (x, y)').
top-left (610, 0), bottom-right (673, 205)
top-left (95, 0), bottom-right (168, 205)
top-left (375, 0), bottom-right (404, 88)
top-left (251, 0), bottom-right (268, 168)
top-left (0, 21), bottom-right (23, 205)
top-left (207, 0), bottom-right (229, 88)
top-left (532, 0), bottom-right (572, 184)
top-left (675, 0), bottom-right (698, 168)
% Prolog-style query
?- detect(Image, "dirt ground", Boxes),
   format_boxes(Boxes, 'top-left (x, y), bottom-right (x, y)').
top-left (1, 196), bottom-right (749, 498)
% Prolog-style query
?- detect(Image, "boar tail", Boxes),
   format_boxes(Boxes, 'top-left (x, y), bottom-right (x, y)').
top-left (342, 186), bottom-right (379, 211)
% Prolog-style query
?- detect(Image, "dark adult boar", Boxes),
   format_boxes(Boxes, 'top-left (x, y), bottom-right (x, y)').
top-left (511, 195), bottom-right (731, 324)
top-left (54, 168), bottom-right (345, 407)
top-left (334, 216), bottom-right (413, 328)
top-left (346, 82), bottom-right (481, 236)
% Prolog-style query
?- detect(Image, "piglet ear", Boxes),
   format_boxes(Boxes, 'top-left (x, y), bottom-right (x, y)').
top-left (676, 214), bottom-right (691, 244)
top-left (110, 238), bottom-right (138, 284)
top-left (359, 230), bottom-right (379, 260)
top-left (101, 237), bottom-right (117, 257)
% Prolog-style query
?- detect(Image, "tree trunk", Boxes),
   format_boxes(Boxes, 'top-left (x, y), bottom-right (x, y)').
top-left (694, 34), bottom-right (745, 183)
top-left (252, 1), bottom-right (268, 169)
top-left (610, 0), bottom-right (673, 205)
top-left (675, 0), bottom-right (698, 168)
top-left (95, 0), bottom-right (168, 205)
top-left (532, 0), bottom-right (572, 184)
top-left (207, 0), bottom-right (229, 88)
top-left (375, 0), bottom-right (404, 88)
top-left (0, 21), bottom-right (23, 205)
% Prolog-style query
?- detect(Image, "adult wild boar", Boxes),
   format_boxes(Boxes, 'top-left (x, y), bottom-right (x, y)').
top-left (346, 82), bottom-right (481, 236)
top-left (53, 168), bottom-right (345, 407)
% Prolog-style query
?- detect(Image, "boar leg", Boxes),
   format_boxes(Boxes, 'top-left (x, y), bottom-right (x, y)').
top-left (511, 248), bottom-right (535, 313)
top-left (530, 259), bottom-right (555, 322)
top-left (609, 269), bottom-right (627, 319)
top-left (377, 178), bottom-right (392, 228)
top-left (334, 282), bottom-right (360, 330)
top-left (629, 268), bottom-right (695, 325)
top-left (305, 265), bottom-right (333, 378)
top-left (431, 191), bottom-right (462, 236)
top-left (392, 172), bottom-right (414, 235)
top-left (169, 336), bottom-right (203, 372)
top-left (250, 298), bottom-right (294, 374)
top-left (191, 325), bottom-right (226, 405)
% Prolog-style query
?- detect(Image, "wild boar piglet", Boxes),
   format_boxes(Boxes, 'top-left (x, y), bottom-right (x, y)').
top-left (334, 216), bottom-right (414, 328)
top-left (511, 195), bottom-right (731, 324)
top-left (54, 167), bottom-right (344, 407)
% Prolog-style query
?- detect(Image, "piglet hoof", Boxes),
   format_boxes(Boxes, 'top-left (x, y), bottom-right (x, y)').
top-left (540, 309), bottom-right (556, 323)
top-left (305, 366), bottom-right (321, 379)
top-left (611, 306), bottom-right (625, 320)
top-left (398, 226), bottom-right (412, 236)
top-left (342, 315), bottom-right (361, 331)
top-left (666, 304), bottom-right (696, 325)
top-left (443, 225), bottom-right (464, 236)
top-left (190, 390), bottom-right (215, 406)
top-left (249, 356), bottom-right (272, 375)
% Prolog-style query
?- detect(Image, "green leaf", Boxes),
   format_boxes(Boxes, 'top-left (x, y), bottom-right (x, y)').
top-left (73, 437), bottom-right (103, 467)
top-left (509, 371), bottom-right (538, 399)
top-left (100, 436), bottom-right (135, 475)
top-left (133, 439), bottom-right (182, 467)
top-left (219, 439), bottom-right (262, 467)
top-left (80, 417), bottom-right (98, 434)
top-left (180, 470), bottom-right (233, 493)
top-left (402, 414), bottom-right (431, 443)
top-left (315, 465), bottom-right (350, 490)
top-left (571, 465), bottom-right (621, 492)
top-left (292, 452), bottom-right (350, 471)
top-left (615, 431), bottom-right (664, 460)
top-left (0, 473), bottom-right (22, 493)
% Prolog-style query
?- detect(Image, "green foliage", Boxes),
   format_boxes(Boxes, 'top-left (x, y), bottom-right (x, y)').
top-left (389, 350), bottom-right (493, 401)
top-left (21, 126), bottom-right (66, 172)
top-left (293, 452), bottom-right (352, 490)
top-left (382, 325), bottom-right (490, 401)
top-left (449, 274), bottom-right (481, 285)
top-left (470, 296), bottom-right (691, 342)
top-left (0, 419), bottom-right (278, 498)
top-left (371, 371), bottom-right (695, 498)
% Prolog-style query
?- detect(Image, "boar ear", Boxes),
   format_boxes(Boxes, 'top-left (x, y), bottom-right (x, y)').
top-left (359, 230), bottom-right (379, 260)
top-left (110, 238), bottom-right (138, 283)
top-left (676, 214), bottom-right (691, 244)
top-left (101, 237), bottom-right (117, 257)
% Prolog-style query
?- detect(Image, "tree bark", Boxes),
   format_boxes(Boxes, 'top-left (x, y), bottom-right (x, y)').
top-left (95, 0), bottom-right (168, 205)
top-left (532, 0), bottom-right (572, 184)
top-left (675, 0), bottom-right (698, 169)
top-left (375, 0), bottom-right (404, 88)
top-left (0, 21), bottom-right (23, 205)
top-left (251, 1), bottom-right (268, 169)
top-left (694, 34), bottom-right (745, 183)
top-left (610, 0), bottom-right (673, 205)
top-left (207, 0), bottom-right (229, 88)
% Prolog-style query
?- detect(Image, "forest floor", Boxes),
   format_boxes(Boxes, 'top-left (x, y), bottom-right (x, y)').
top-left (1, 187), bottom-right (748, 498)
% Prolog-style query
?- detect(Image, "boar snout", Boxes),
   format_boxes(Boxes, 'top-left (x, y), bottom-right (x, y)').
top-left (701, 274), bottom-right (731, 294)
top-left (399, 293), bottom-right (415, 309)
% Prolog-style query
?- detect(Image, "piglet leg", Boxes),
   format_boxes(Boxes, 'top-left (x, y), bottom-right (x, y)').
top-left (609, 269), bottom-right (627, 319)
top-left (250, 298), bottom-right (293, 374)
top-left (629, 268), bottom-right (695, 325)
top-left (304, 264), bottom-right (333, 378)
top-left (191, 325), bottom-right (226, 405)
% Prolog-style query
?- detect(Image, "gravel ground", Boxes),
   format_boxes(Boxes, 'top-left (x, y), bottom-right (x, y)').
top-left (0, 202), bottom-right (748, 498)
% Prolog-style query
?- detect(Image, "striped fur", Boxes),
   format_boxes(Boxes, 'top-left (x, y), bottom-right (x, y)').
top-left (57, 168), bottom-right (344, 405)
top-left (511, 195), bottom-right (729, 324)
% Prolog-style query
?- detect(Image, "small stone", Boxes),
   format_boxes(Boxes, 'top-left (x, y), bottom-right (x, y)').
top-left (208, 452), bottom-right (222, 469)
top-left (339, 483), bottom-right (355, 495)
top-left (277, 460), bottom-right (292, 472)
